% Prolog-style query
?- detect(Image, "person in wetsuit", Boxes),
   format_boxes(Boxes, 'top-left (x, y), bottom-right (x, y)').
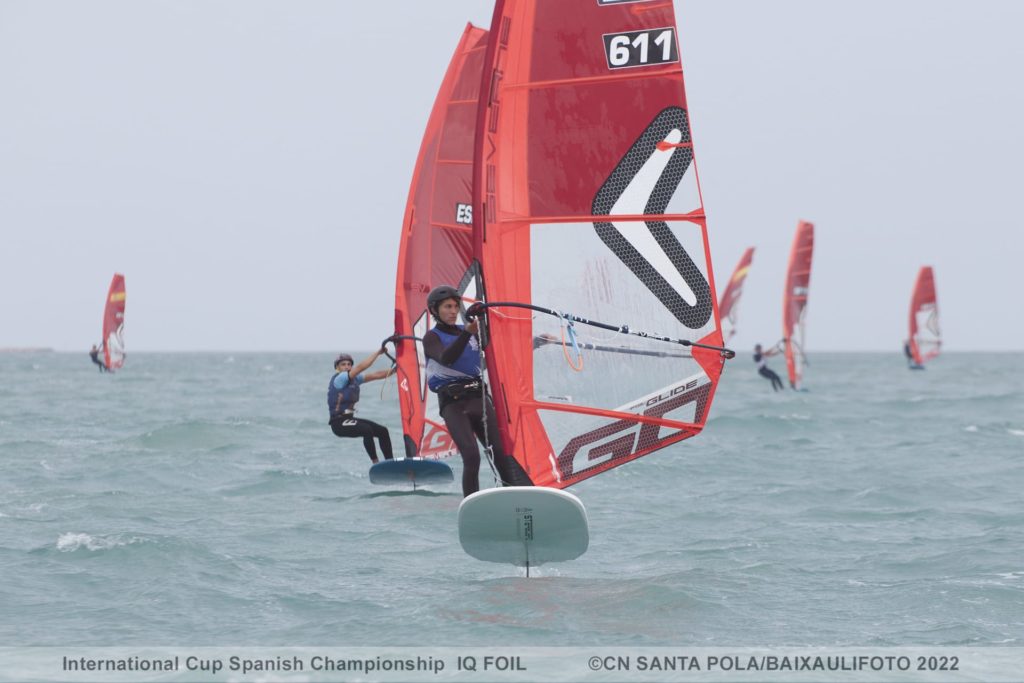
top-left (422, 285), bottom-right (533, 497)
top-left (903, 341), bottom-right (917, 368)
top-left (328, 349), bottom-right (395, 463)
top-left (754, 342), bottom-right (785, 391)
top-left (89, 344), bottom-right (107, 372)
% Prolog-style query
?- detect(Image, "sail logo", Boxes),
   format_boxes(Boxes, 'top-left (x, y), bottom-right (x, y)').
top-left (591, 107), bottom-right (712, 330)
top-left (422, 425), bottom-right (454, 456)
top-left (556, 380), bottom-right (710, 479)
top-left (455, 203), bottom-right (473, 225)
top-left (603, 28), bottom-right (678, 70)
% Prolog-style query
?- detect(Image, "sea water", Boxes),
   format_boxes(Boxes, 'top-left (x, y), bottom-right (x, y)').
top-left (1, 352), bottom-right (1022, 648)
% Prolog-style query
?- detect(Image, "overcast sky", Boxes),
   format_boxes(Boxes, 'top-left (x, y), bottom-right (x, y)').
top-left (1, 0), bottom-right (1021, 352)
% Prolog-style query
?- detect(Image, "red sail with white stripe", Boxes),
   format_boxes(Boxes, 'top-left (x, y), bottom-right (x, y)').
top-left (473, 0), bottom-right (726, 489)
top-left (908, 266), bottom-right (940, 365)
top-left (719, 247), bottom-right (754, 343)
top-left (393, 24), bottom-right (489, 459)
top-left (783, 221), bottom-right (813, 389)
top-left (102, 273), bottom-right (126, 371)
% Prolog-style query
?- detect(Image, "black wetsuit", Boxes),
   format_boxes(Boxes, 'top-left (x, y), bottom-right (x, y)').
top-left (755, 351), bottom-right (784, 391)
top-left (424, 322), bottom-right (533, 496)
top-left (328, 372), bottom-right (393, 463)
top-left (89, 349), bottom-right (106, 372)
top-left (330, 417), bottom-right (393, 463)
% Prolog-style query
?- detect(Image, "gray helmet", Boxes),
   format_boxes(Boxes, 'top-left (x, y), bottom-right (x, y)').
top-left (426, 285), bottom-right (460, 315)
top-left (334, 353), bottom-right (354, 367)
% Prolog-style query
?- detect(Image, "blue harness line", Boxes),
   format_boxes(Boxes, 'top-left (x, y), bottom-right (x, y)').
top-left (560, 312), bottom-right (584, 371)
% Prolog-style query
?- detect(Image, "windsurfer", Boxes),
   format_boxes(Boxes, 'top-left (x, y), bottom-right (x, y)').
top-left (328, 350), bottom-right (395, 463)
top-left (754, 342), bottom-right (784, 391)
top-left (423, 285), bottom-right (533, 497)
top-left (89, 344), bottom-right (107, 372)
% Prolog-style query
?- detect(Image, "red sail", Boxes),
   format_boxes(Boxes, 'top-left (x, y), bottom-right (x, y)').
top-left (102, 273), bottom-right (126, 370)
top-left (473, 0), bottom-right (725, 488)
top-left (718, 247), bottom-right (755, 343)
top-left (393, 24), bottom-right (489, 458)
top-left (782, 221), bottom-right (813, 389)
top-left (908, 266), bottom-right (940, 365)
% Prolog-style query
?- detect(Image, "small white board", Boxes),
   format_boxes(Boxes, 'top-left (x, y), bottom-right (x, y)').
top-left (458, 487), bottom-right (588, 572)
top-left (368, 458), bottom-right (453, 488)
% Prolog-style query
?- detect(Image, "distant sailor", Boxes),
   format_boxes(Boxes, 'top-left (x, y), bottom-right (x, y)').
top-left (422, 285), bottom-right (533, 497)
top-left (903, 341), bottom-right (915, 367)
top-left (754, 342), bottom-right (784, 391)
top-left (328, 349), bottom-right (395, 463)
top-left (89, 344), bottom-right (107, 372)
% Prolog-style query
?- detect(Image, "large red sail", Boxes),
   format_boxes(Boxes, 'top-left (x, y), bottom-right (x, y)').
top-left (393, 24), bottom-right (489, 459)
top-left (908, 266), bottom-right (940, 365)
top-left (719, 247), bottom-right (754, 343)
top-left (473, 0), bottom-right (726, 489)
top-left (783, 221), bottom-right (813, 389)
top-left (102, 273), bottom-right (126, 370)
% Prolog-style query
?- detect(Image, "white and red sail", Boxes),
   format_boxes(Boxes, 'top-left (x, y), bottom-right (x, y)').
top-left (393, 24), bottom-right (489, 459)
top-left (908, 266), bottom-right (940, 365)
top-left (472, 0), bottom-right (726, 488)
top-left (719, 247), bottom-right (754, 343)
top-left (102, 273), bottom-right (126, 370)
top-left (782, 221), bottom-right (813, 389)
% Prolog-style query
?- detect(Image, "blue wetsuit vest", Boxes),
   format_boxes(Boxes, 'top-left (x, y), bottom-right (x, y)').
top-left (328, 371), bottom-right (364, 421)
top-left (426, 326), bottom-right (480, 392)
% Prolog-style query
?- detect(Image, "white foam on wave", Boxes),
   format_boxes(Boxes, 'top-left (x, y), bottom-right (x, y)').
top-left (1008, 429), bottom-right (1024, 437)
top-left (964, 425), bottom-right (979, 433)
top-left (56, 533), bottom-right (147, 552)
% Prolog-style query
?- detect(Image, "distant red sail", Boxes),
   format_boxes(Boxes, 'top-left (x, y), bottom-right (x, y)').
top-left (719, 247), bottom-right (755, 343)
top-left (472, 0), bottom-right (725, 488)
top-left (393, 24), bottom-right (489, 459)
top-left (102, 273), bottom-right (126, 370)
top-left (783, 221), bottom-right (813, 389)
top-left (908, 266), bottom-right (940, 365)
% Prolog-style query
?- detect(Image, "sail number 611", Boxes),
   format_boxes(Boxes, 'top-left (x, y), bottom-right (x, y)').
top-left (603, 28), bottom-right (678, 69)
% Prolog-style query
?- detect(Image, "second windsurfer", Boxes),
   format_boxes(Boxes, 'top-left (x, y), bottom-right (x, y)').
top-left (754, 342), bottom-right (785, 391)
top-left (89, 344), bottom-right (107, 372)
top-left (423, 285), bottom-right (533, 497)
top-left (328, 350), bottom-right (395, 463)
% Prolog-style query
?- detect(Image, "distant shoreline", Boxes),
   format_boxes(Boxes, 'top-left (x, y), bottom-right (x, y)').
top-left (0, 347), bottom-right (54, 353)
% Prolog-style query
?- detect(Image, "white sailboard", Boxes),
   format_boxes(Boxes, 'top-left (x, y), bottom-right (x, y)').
top-left (458, 487), bottom-right (588, 575)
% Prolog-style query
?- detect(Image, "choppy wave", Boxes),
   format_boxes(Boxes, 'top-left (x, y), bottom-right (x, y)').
top-left (1, 352), bottom-right (1022, 648)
